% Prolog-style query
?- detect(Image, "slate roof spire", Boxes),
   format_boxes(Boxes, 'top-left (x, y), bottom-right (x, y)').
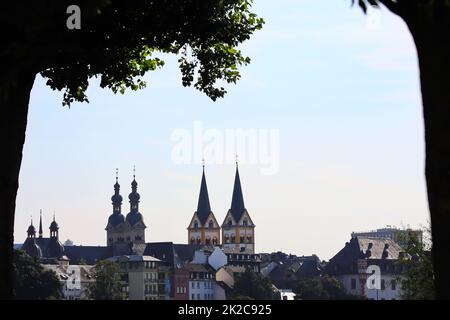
top-left (39, 209), bottom-right (43, 238)
top-left (230, 160), bottom-right (246, 222)
top-left (196, 162), bottom-right (212, 225)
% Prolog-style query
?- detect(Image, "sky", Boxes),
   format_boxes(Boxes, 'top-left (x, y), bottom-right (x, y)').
top-left (14, 0), bottom-right (429, 260)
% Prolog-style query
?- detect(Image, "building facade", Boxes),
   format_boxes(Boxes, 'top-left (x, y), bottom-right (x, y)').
top-left (109, 255), bottom-right (162, 300)
top-left (326, 236), bottom-right (406, 300)
top-left (186, 263), bottom-right (216, 300)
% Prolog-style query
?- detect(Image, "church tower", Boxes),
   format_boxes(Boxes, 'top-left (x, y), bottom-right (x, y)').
top-left (106, 169), bottom-right (126, 246)
top-left (124, 167), bottom-right (146, 244)
top-left (187, 164), bottom-right (220, 246)
top-left (221, 163), bottom-right (255, 253)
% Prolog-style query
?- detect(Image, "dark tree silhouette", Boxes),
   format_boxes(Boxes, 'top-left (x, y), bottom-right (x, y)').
top-left (231, 269), bottom-right (280, 300)
top-left (13, 250), bottom-right (62, 300)
top-left (0, 0), bottom-right (263, 299)
top-left (353, 0), bottom-right (450, 299)
top-left (87, 260), bottom-right (123, 300)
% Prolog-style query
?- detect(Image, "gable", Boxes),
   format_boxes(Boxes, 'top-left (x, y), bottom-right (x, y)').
top-left (187, 213), bottom-right (201, 229)
top-left (205, 213), bottom-right (220, 228)
top-left (221, 211), bottom-right (236, 227)
top-left (237, 210), bottom-right (254, 226)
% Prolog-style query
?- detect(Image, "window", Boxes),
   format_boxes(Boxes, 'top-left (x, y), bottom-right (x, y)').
top-left (206, 236), bottom-right (211, 245)
top-left (391, 280), bottom-right (396, 290)
top-left (191, 282), bottom-right (194, 289)
top-left (227, 219), bottom-right (232, 226)
top-left (351, 278), bottom-right (357, 290)
top-left (191, 294), bottom-right (195, 300)
top-left (197, 294), bottom-right (200, 300)
top-left (240, 235), bottom-right (245, 243)
top-left (209, 220), bottom-right (214, 228)
top-left (243, 219), bottom-right (248, 226)
top-left (194, 220), bottom-right (199, 229)
top-left (190, 237), bottom-right (195, 244)
top-left (197, 282), bottom-right (200, 289)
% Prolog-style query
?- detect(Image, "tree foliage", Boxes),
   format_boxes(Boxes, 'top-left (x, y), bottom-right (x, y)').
top-left (87, 260), bottom-right (123, 300)
top-left (2, 1), bottom-right (264, 105)
top-left (231, 269), bottom-right (280, 300)
top-left (294, 276), bottom-right (355, 300)
top-left (12, 250), bottom-right (62, 300)
top-left (397, 228), bottom-right (435, 300)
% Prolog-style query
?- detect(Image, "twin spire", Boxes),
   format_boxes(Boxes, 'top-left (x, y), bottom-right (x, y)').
top-left (196, 159), bottom-right (246, 223)
top-left (109, 166), bottom-right (144, 227)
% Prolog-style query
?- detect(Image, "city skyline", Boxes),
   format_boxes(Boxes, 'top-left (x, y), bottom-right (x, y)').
top-left (14, 0), bottom-right (428, 260)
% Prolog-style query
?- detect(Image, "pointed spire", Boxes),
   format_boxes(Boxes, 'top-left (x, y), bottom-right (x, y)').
top-left (131, 165), bottom-right (138, 191)
top-left (39, 209), bottom-right (43, 238)
top-left (196, 163), bottom-right (212, 225)
top-left (114, 168), bottom-right (121, 194)
top-left (129, 165), bottom-right (140, 212)
top-left (230, 162), bottom-right (246, 222)
top-left (27, 216), bottom-right (36, 238)
top-left (112, 168), bottom-right (123, 214)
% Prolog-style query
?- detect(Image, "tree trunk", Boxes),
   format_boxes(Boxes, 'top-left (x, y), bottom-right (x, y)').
top-left (409, 20), bottom-right (450, 299)
top-left (0, 72), bottom-right (36, 299)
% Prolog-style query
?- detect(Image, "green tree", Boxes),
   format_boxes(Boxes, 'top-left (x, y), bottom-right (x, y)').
top-left (352, 0), bottom-right (450, 300)
top-left (231, 269), bottom-right (280, 300)
top-left (0, 1), bottom-right (263, 299)
top-left (398, 228), bottom-right (435, 300)
top-left (12, 250), bottom-right (62, 300)
top-left (294, 276), bottom-right (354, 300)
top-left (87, 260), bottom-right (123, 300)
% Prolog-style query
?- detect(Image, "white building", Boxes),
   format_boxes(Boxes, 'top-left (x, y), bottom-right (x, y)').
top-left (327, 237), bottom-right (406, 300)
top-left (186, 263), bottom-right (216, 300)
top-left (42, 264), bottom-right (94, 300)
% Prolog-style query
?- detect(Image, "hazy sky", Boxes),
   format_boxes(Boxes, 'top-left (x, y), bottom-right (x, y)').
top-left (14, 0), bottom-right (429, 260)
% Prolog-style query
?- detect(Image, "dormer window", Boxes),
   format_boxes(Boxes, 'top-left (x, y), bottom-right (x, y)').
top-left (194, 220), bottom-right (199, 229)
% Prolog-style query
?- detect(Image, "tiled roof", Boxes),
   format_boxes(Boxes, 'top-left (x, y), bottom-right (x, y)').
top-left (64, 245), bottom-right (112, 265)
